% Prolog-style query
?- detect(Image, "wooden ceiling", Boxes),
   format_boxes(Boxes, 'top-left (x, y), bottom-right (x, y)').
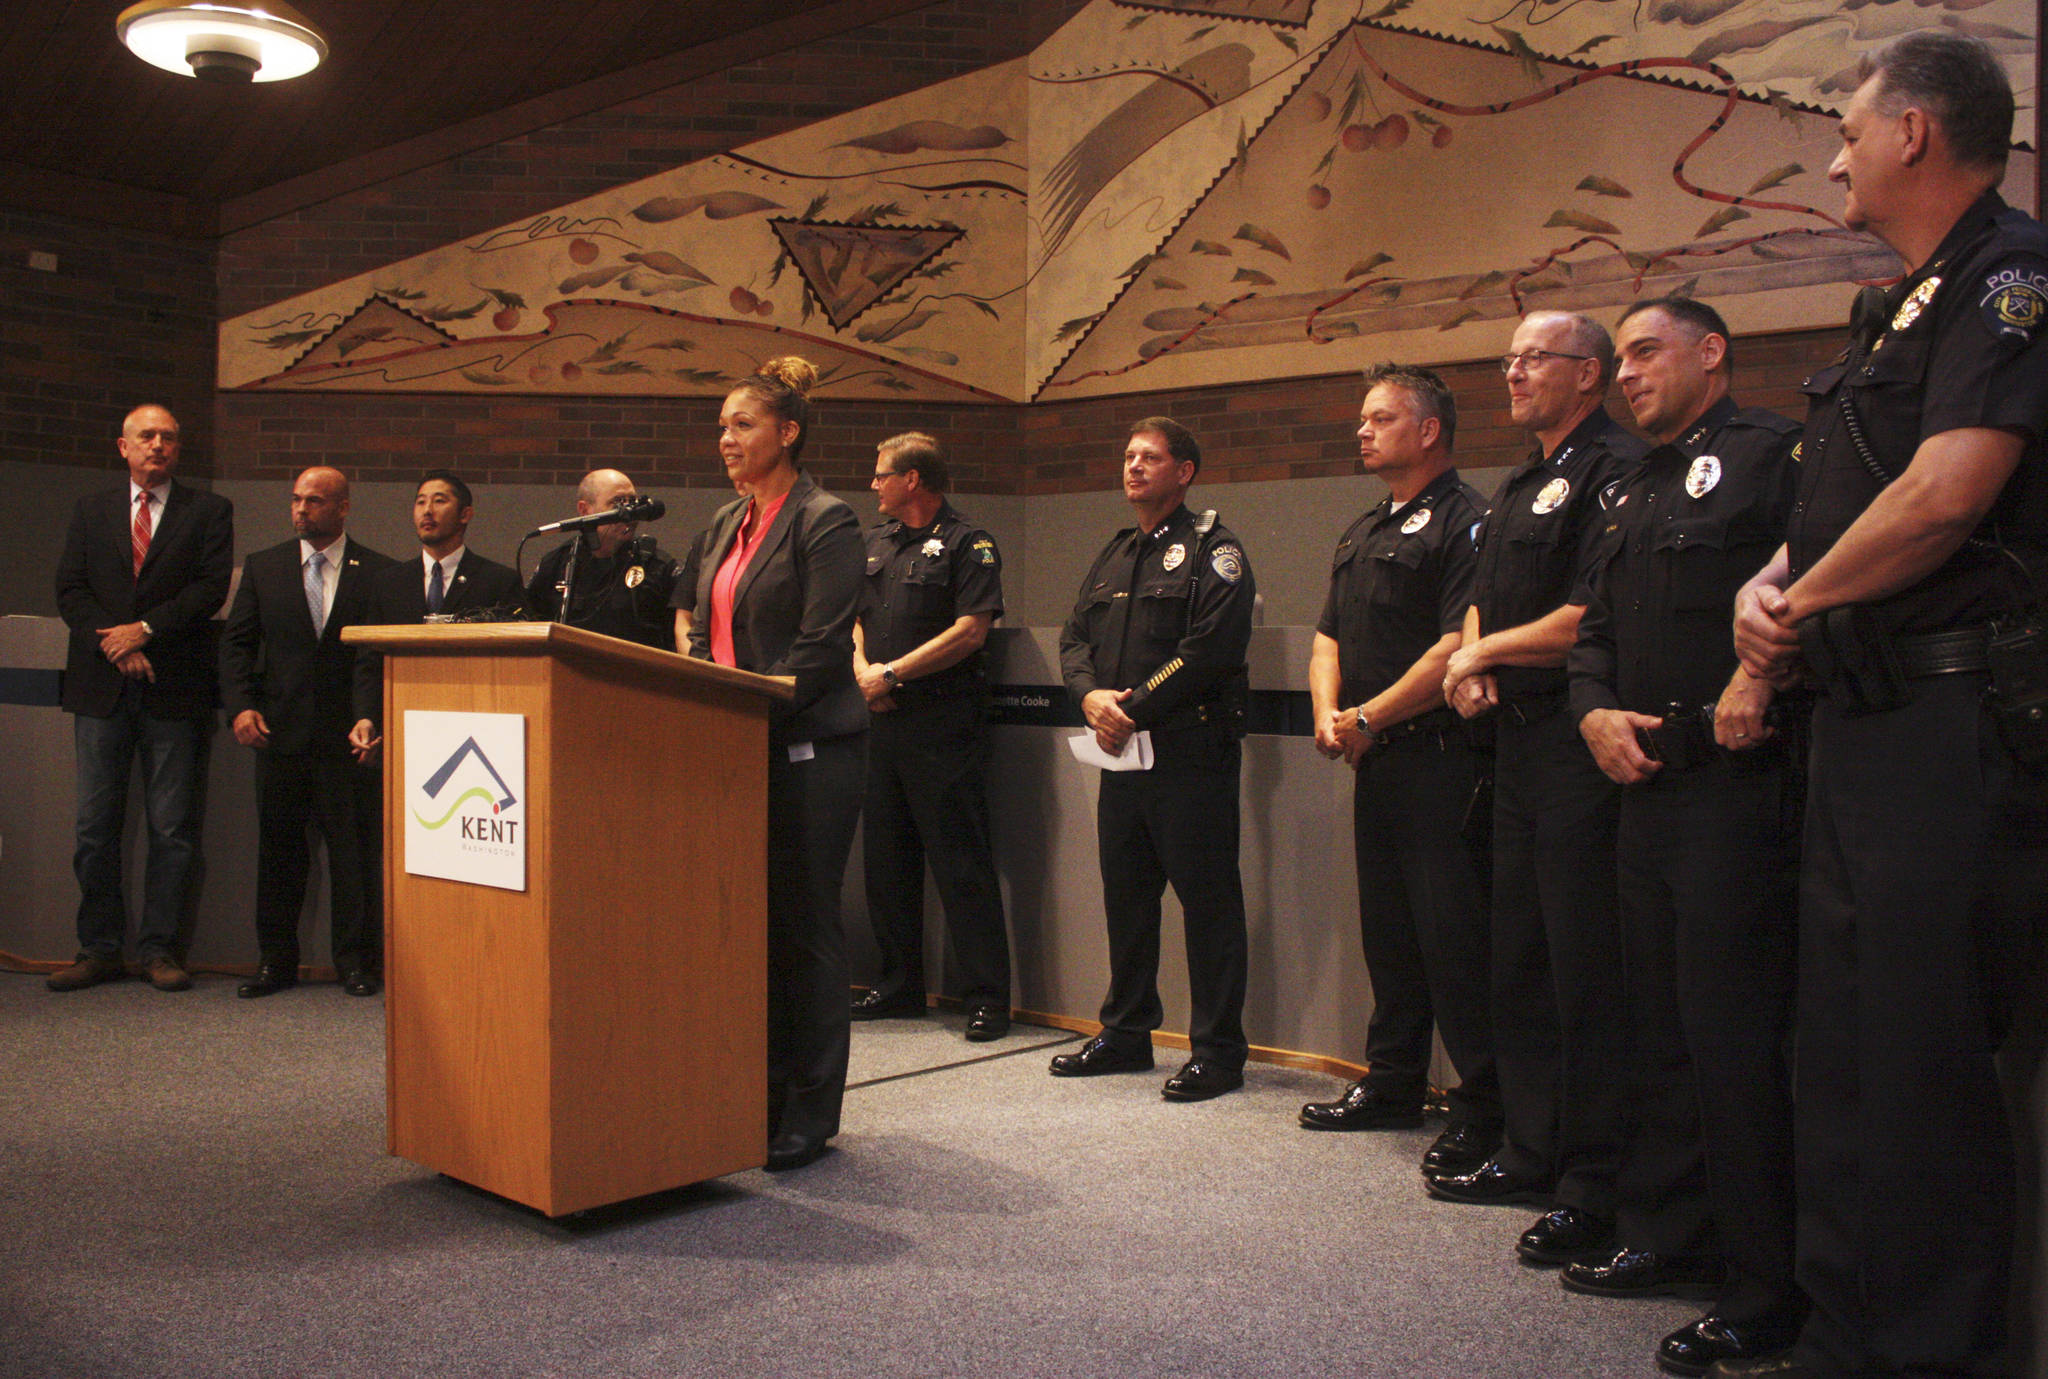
top-left (0, 0), bottom-right (922, 236)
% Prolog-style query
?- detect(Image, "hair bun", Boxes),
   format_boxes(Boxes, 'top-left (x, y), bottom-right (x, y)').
top-left (756, 355), bottom-right (818, 397)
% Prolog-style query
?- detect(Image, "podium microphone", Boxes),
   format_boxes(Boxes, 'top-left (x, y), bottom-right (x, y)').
top-left (529, 496), bottom-right (665, 535)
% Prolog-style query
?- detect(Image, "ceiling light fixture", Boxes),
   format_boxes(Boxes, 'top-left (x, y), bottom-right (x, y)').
top-left (116, 1), bottom-right (329, 84)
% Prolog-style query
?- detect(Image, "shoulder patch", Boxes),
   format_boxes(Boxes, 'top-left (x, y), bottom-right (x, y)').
top-left (1981, 262), bottom-right (2048, 343)
top-left (972, 535), bottom-right (998, 566)
top-left (1209, 543), bottom-right (1245, 584)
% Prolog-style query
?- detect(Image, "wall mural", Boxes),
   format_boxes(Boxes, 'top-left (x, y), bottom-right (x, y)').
top-left (220, 0), bottom-right (2038, 405)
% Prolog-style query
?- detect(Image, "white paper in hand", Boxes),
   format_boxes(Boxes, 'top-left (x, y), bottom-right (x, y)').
top-left (1067, 730), bottom-right (1153, 772)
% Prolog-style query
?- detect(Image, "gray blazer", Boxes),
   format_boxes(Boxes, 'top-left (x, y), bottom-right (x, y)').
top-left (683, 473), bottom-right (866, 745)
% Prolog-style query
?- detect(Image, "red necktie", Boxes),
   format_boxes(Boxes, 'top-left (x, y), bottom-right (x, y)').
top-left (132, 491), bottom-right (152, 576)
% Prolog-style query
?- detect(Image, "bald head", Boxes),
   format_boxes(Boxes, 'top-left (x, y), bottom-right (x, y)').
top-left (119, 404), bottom-right (181, 489)
top-left (291, 466), bottom-right (350, 545)
top-left (575, 468), bottom-right (640, 557)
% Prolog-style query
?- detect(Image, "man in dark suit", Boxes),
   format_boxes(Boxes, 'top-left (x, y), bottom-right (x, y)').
top-left (348, 469), bottom-right (524, 759)
top-left (221, 467), bottom-right (395, 999)
top-left (50, 403), bottom-right (234, 993)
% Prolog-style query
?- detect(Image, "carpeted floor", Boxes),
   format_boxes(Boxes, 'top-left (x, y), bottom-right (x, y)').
top-left (0, 971), bottom-right (1700, 1378)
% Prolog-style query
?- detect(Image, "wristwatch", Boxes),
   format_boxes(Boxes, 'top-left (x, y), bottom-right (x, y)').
top-left (881, 664), bottom-right (899, 687)
top-left (138, 621), bottom-right (153, 640)
top-left (1354, 707), bottom-right (1372, 737)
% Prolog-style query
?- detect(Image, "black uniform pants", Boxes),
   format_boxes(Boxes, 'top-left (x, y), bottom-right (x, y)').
top-left (1489, 702), bottom-right (1625, 1215)
top-left (765, 731), bottom-right (866, 1144)
top-left (1613, 753), bottom-right (1799, 1327)
top-left (254, 751), bottom-right (382, 973)
top-left (1794, 677), bottom-right (2043, 1376)
top-left (1352, 729), bottom-right (1498, 1127)
top-left (861, 697), bottom-right (1010, 1007)
top-left (1094, 726), bottom-right (1250, 1067)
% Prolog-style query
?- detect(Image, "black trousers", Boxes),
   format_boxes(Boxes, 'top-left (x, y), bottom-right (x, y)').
top-left (1794, 677), bottom-right (2043, 1376)
top-left (1613, 753), bottom-right (1799, 1327)
top-left (1489, 703), bottom-right (1625, 1215)
top-left (861, 697), bottom-right (1010, 1007)
top-left (1095, 726), bottom-right (1250, 1067)
top-left (765, 731), bottom-right (865, 1144)
top-left (253, 751), bottom-right (382, 973)
top-left (1352, 729), bottom-right (1499, 1128)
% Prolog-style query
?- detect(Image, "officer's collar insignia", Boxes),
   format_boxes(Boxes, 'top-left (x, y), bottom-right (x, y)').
top-left (1685, 455), bottom-right (1722, 499)
top-left (1401, 507), bottom-right (1432, 535)
top-left (624, 565), bottom-right (645, 588)
top-left (1532, 476), bottom-right (1571, 515)
top-left (1791, 441), bottom-right (1803, 463)
top-left (1162, 543), bottom-right (1186, 571)
top-left (922, 538), bottom-right (944, 559)
top-left (1891, 276), bottom-right (1941, 332)
top-left (1210, 544), bottom-right (1244, 584)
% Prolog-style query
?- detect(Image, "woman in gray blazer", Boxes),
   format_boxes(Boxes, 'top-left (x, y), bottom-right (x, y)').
top-left (676, 356), bottom-right (867, 1172)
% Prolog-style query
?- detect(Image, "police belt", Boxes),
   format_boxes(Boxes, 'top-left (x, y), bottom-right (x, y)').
top-left (1150, 698), bottom-right (1240, 732)
top-left (1643, 701), bottom-right (1798, 772)
top-left (1890, 626), bottom-right (1991, 677)
top-left (1376, 709), bottom-right (1465, 748)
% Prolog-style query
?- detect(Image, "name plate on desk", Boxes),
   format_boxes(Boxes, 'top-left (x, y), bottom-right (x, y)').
top-left (403, 710), bottom-right (528, 892)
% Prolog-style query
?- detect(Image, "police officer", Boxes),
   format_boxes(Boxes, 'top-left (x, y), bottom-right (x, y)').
top-left (1301, 364), bottom-right (1501, 1179)
top-left (1051, 417), bottom-right (1256, 1101)
top-left (1564, 298), bottom-right (1804, 1374)
top-left (1729, 33), bottom-right (2048, 1377)
top-left (526, 468), bottom-right (679, 649)
top-left (849, 433), bottom-right (1012, 1042)
top-left (1432, 311), bottom-right (1646, 1275)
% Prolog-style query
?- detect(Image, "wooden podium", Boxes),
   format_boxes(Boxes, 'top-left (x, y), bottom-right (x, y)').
top-left (341, 621), bottom-right (793, 1216)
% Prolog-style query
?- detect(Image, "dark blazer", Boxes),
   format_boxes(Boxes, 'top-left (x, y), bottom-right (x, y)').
top-left (56, 480), bottom-right (234, 720)
top-left (351, 547), bottom-right (525, 726)
top-left (221, 536), bottom-right (396, 757)
top-left (684, 473), bottom-right (866, 744)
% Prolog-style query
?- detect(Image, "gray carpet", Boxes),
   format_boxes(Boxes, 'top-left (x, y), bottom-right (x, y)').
top-left (0, 972), bottom-right (1699, 1377)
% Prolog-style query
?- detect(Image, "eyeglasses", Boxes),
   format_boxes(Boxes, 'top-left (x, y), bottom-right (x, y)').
top-left (871, 469), bottom-right (907, 483)
top-left (1499, 349), bottom-right (1595, 374)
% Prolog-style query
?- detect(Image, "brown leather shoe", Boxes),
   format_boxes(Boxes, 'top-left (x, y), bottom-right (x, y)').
top-left (143, 956), bottom-right (192, 992)
top-left (47, 952), bottom-right (123, 992)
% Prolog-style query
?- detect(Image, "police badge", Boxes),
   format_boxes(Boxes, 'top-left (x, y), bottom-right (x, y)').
top-left (1532, 477), bottom-right (1571, 515)
top-left (1162, 543), bottom-right (1186, 571)
top-left (922, 538), bottom-right (944, 559)
top-left (624, 565), bottom-right (645, 588)
top-left (1401, 508), bottom-right (1432, 535)
top-left (1891, 276), bottom-right (1941, 332)
top-left (1685, 455), bottom-right (1722, 499)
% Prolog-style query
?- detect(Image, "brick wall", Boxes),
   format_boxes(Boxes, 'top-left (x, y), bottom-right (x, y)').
top-left (2, 209), bottom-right (219, 473)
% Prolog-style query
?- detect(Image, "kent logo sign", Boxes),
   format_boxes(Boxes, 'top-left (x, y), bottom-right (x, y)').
top-left (403, 710), bottom-right (527, 892)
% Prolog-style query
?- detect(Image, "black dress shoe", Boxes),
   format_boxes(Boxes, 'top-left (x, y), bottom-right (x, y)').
top-left (237, 964), bottom-right (298, 999)
top-left (340, 969), bottom-right (381, 997)
top-left (1161, 1059), bottom-right (1243, 1102)
top-left (764, 1132), bottom-right (829, 1172)
top-left (963, 1003), bottom-right (1010, 1042)
top-left (1298, 1080), bottom-right (1423, 1130)
top-left (849, 988), bottom-right (927, 1020)
top-left (1704, 1356), bottom-right (1827, 1378)
top-left (1423, 1158), bottom-right (1551, 1206)
top-left (1048, 1035), bottom-right (1153, 1077)
top-left (1516, 1206), bottom-right (1616, 1266)
top-left (1562, 1245), bottom-right (1726, 1298)
top-left (1659, 1315), bottom-right (1804, 1378)
top-left (1421, 1122), bottom-right (1502, 1176)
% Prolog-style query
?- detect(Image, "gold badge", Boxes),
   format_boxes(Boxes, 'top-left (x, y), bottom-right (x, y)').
top-left (1162, 543), bottom-right (1186, 571)
top-left (1891, 276), bottom-right (1941, 332)
top-left (1401, 508), bottom-right (1432, 535)
top-left (1531, 477), bottom-right (1571, 515)
top-left (624, 565), bottom-right (644, 588)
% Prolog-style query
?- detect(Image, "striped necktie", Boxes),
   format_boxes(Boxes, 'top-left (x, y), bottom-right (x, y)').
top-left (132, 491), bottom-right (152, 576)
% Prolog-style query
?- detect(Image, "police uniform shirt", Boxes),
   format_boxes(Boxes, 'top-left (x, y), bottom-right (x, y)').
top-left (1317, 468), bottom-right (1487, 709)
top-left (1471, 410), bottom-right (1647, 701)
top-left (1059, 503), bottom-right (1254, 729)
top-left (526, 536), bottom-right (681, 650)
top-left (1790, 190), bottom-right (2048, 634)
top-left (858, 501), bottom-right (1004, 697)
top-left (1570, 397), bottom-right (1800, 720)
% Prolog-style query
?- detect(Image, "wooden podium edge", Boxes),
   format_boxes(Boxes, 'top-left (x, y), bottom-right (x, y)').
top-left (342, 621), bottom-right (795, 702)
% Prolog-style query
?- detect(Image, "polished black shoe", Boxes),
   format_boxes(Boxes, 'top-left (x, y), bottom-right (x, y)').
top-left (1161, 1059), bottom-right (1244, 1102)
top-left (764, 1132), bottom-right (829, 1172)
top-left (1421, 1122), bottom-right (1502, 1176)
top-left (1423, 1157), bottom-right (1551, 1206)
top-left (1298, 1080), bottom-right (1423, 1130)
top-left (1703, 1356), bottom-right (1826, 1378)
top-left (237, 964), bottom-right (298, 999)
top-left (849, 988), bottom-right (927, 1021)
top-left (1562, 1245), bottom-right (1726, 1298)
top-left (1516, 1206), bottom-right (1616, 1266)
top-left (340, 969), bottom-right (382, 998)
top-left (1048, 1035), bottom-right (1153, 1077)
top-left (1659, 1315), bottom-right (1804, 1377)
top-left (963, 1002), bottom-right (1010, 1042)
